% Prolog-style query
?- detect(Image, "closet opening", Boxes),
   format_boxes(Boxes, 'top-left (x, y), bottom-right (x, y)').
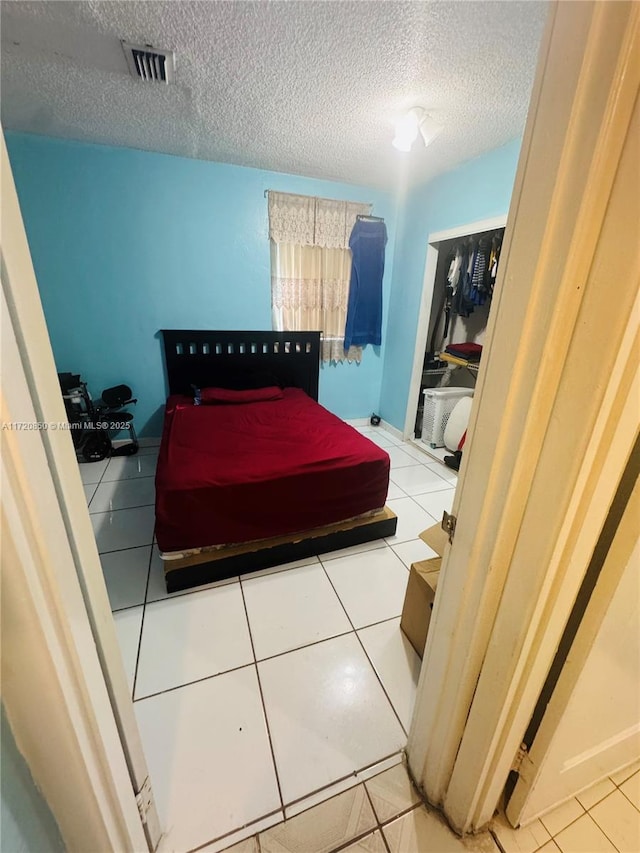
top-left (403, 215), bottom-right (507, 469)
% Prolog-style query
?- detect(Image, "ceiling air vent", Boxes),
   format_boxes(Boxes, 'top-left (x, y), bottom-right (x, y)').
top-left (121, 41), bottom-right (175, 84)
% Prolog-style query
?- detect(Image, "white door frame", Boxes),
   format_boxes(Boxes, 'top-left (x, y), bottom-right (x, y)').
top-left (1, 131), bottom-right (161, 850)
top-left (407, 0), bottom-right (640, 834)
top-left (403, 214), bottom-right (507, 441)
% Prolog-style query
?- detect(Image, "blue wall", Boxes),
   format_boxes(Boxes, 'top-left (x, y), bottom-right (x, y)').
top-left (380, 138), bottom-right (522, 429)
top-left (7, 132), bottom-right (523, 437)
top-left (1, 706), bottom-right (64, 853)
top-left (6, 133), bottom-right (396, 436)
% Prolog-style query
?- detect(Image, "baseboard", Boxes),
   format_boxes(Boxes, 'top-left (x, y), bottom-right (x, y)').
top-left (345, 418), bottom-right (371, 427)
top-left (380, 419), bottom-right (405, 442)
top-left (112, 436), bottom-right (161, 449)
top-left (139, 437), bottom-right (162, 447)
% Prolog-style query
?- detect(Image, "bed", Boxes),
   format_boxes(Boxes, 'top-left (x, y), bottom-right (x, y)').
top-left (156, 330), bottom-right (397, 591)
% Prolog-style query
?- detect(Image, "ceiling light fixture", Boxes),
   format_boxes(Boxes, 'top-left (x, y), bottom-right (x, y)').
top-left (392, 108), bottom-right (443, 152)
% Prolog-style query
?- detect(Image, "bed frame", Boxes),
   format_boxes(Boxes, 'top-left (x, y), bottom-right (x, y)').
top-left (161, 329), bottom-right (321, 400)
top-left (159, 329), bottom-right (397, 592)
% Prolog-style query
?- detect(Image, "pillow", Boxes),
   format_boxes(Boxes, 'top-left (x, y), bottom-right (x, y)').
top-left (212, 369), bottom-right (284, 391)
top-left (198, 386), bottom-right (284, 405)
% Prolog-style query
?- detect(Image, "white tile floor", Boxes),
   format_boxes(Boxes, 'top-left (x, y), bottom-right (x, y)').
top-left (212, 761), bottom-right (500, 853)
top-left (83, 432), bottom-right (640, 853)
top-left (83, 426), bottom-right (455, 852)
top-left (492, 763), bottom-right (640, 853)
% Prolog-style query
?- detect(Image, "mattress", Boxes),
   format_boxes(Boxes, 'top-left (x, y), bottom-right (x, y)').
top-left (154, 388), bottom-right (390, 552)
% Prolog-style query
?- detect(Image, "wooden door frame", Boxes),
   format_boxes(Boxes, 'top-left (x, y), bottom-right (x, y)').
top-left (403, 214), bottom-right (507, 441)
top-left (407, 0), bottom-right (640, 834)
top-left (1, 131), bottom-right (161, 850)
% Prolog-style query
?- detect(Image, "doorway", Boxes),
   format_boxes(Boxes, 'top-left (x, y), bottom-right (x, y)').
top-left (403, 215), bottom-right (507, 468)
top-left (4, 1), bottom-right (638, 848)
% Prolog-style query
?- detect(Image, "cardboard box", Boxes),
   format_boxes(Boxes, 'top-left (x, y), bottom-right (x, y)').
top-left (400, 557), bottom-right (440, 658)
top-left (419, 523), bottom-right (448, 558)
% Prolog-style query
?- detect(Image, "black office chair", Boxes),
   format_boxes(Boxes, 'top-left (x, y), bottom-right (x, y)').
top-left (95, 384), bottom-right (139, 457)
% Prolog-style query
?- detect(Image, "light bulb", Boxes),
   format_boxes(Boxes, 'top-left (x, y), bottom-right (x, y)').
top-left (392, 111), bottom-right (420, 151)
top-left (392, 108), bottom-right (443, 152)
top-left (392, 134), bottom-right (414, 152)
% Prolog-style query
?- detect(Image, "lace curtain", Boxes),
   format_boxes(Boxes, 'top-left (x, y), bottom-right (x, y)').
top-left (268, 192), bottom-right (370, 362)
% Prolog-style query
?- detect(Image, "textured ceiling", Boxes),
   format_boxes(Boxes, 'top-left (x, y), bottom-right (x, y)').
top-left (1, 1), bottom-right (548, 190)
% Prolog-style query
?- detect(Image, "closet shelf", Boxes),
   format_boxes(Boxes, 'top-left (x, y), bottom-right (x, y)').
top-left (438, 352), bottom-right (481, 373)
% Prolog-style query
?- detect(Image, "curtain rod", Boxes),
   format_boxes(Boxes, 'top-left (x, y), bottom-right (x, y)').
top-left (264, 188), bottom-right (372, 207)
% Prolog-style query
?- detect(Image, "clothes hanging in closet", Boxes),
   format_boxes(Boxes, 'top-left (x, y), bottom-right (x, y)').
top-left (344, 218), bottom-right (387, 349)
top-left (446, 231), bottom-right (502, 319)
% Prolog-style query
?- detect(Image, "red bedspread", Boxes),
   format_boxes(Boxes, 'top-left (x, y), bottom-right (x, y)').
top-left (155, 388), bottom-right (390, 552)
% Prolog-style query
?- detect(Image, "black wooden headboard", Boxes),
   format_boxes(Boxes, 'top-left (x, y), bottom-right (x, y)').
top-left (161, 330), bottom-right (321, 401)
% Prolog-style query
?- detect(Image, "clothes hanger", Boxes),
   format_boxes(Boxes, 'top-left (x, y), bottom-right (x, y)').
top-left (356, 214), bottom-right (385, 222)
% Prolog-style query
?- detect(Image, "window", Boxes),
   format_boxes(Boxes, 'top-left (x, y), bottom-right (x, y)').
top-left (268, 191), bottom-right (369, 362)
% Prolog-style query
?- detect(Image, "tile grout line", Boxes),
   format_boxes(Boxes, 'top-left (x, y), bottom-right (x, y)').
top-left (141, 538), bottom-right (156, 608)
top-left (406, 491), bottom-right (441, 522)
top-left (91, 502), bottom-right (156, 517)
top-left (498, 797), bottom-right (626, 853)
top-left (90, 473), bottom-right (155, 488)
top-left (388, 478), bottom-right (454, 499)
top-left (130, 544), bottom-right (155, 702)
top-left (375, 802), bottom-right (425, 851)
top-left (361, 781), bottom-right (393, 853)
top-left (281, 749), bottom-right (403, 814)
top-left (255, 628), bottom-right (355, 667)
top-left (100, 474), bottom-right (157, 484)
top-left (379, 800), bottom-right (425, 828)
top-left (611, 766), bottom-right (640, 787)
top-left (229, 751), bottom-right (410, 850)
top-left (130, 613), bottom-right (409, 704)
top-left (82, 455), bottom-right (110, 498)
top-left (88, 499), bottom-right (155, 516)
top-left (392, 436), bottom-right (457, 470)
top-left (238, 574), bottom-right (286, 815)
top-left (391, 440), bottom-right (455, 476)
top-left (133, 661), bottom-right (256, 703)
top-left (386, 541), bottom-right (422, 570)
top-left (84, 481), bottom-right (99, 507)
top-left (489, 827), bottom-right (508, 853)
top-left (539, 802), bottom-right (586, 842)
top-left (352, 613), bottom-right (405, 632)
top-left (576, 785), bottom-right (616, 812)
top-left (563, 811), bottom-right (621, 852)
top-left (144, 574), bottom-right (240, 606)
top-left (618, 785), bottom-right (640, 814)
top-left (185, 807), bottom-right (283, 853)
top-left (321, 542), bottom-right (388, 564)
top-left (589, 807), bottom-right (631, 852)
top-left (98, 539), bottom-right (155, 557)
top-left (536, 778), bottom-right (640, 848)
top-left (319, 560), bottom-right (410, 739)
top-left (325, 825), bottom-right (386, 853)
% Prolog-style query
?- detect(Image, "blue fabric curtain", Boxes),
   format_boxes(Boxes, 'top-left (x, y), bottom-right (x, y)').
top-left (344, 219), bottom-right (387, 349)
